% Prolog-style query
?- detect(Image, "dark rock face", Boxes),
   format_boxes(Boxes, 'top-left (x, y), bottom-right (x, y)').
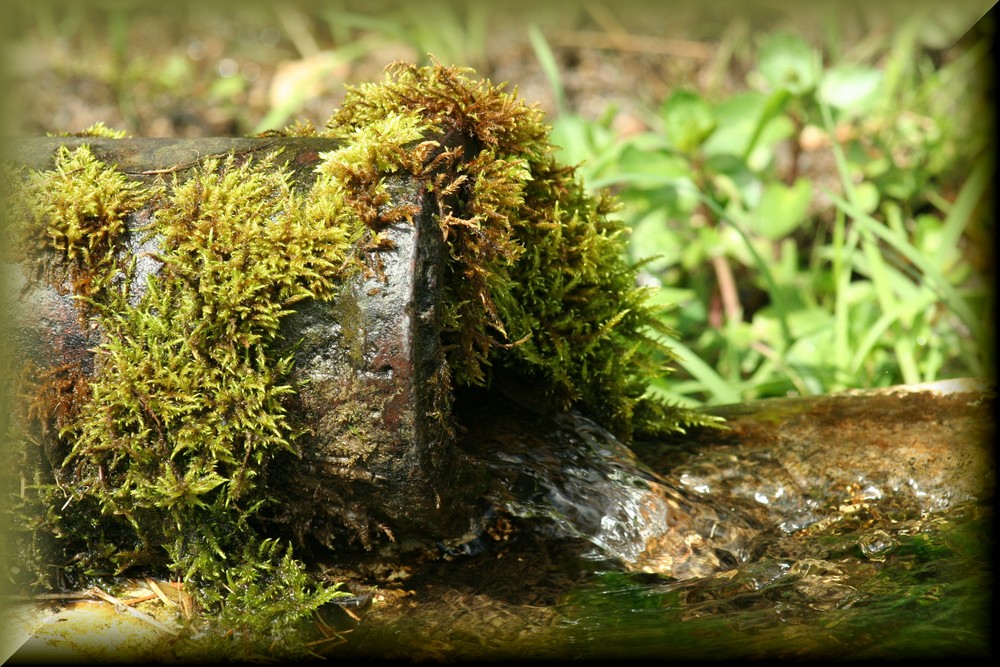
top-left (268, 174), bottom-right (481, 549)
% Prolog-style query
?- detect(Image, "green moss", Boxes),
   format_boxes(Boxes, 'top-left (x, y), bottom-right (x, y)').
top-left (70, 152), bottom-right (360, 518)
top-left (72, 151), bottom-right (361, 628)
top-left (319, 61), bottom-right (717, 438)
top-left (6, 61), bottom-right (722, 659)
top-left (192, 539), bottom-right (351, 660)
top-left (6, 147), bottom-right (361, 657)
top-left (10, 144), bottom-right (151, 316)
top-left (52, 121), bottom-right (129, 139)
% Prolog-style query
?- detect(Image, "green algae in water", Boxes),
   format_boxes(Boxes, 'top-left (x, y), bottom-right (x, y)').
top-left (555, 501), bottom-right (992, 660)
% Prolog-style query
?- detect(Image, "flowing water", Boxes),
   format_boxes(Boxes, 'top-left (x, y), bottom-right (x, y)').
top-left (555, 501), bottom-right (991, 660)
top-left (482, 412), bottom-right (761, 579)
top-left (338, 406), bottom-right (993, 661)
top-left (11, 395), bottom-right (987, 662)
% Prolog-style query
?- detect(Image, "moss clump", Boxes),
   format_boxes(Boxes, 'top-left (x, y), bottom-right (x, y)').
top-left (5, 148), bottom-right (360, 657)
top-left (9, 144), bottom-right (151, 315)
top-left (319, 61), bottom-right (713, 438)
top-left (52, 120), bottom-right (130, 139)
top-left (66, 152), bottom-right (362, 558)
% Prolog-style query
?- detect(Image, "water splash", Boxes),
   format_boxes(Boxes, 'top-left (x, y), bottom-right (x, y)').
top-left (482, 411), bottom-right (760, 579)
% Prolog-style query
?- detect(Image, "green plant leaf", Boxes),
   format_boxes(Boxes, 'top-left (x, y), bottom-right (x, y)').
top-left (832, 192), bottom-right (981, 344)
top-left (528, 23), bottom-right (566, 115)
top-left (701, 92), bottom-right (794, 169)
top-left (616, 143), bottom-right (693, 177)
top-left (550, 114), bottom-right (619, 177)
top-left (659, 337), bottom-right (742, 405)
top-left (743, 89), bottom-right (792, 163)
top-left (629, 208), bottom-right (682, 271)
top-left (853, 181), bottom-right (880, 215)
top-left (595, 143), bottom-right (696, 192)
top-left (755, 32), bottom-right (819, 95)
top-left (660, 90), bottom-right (717, 153)
top-left (820, 66), bottom-right (883, 113)
top-left (747, 179), bottom-right (812, 240)
top-left (701, 92), bottom-right (767, 158)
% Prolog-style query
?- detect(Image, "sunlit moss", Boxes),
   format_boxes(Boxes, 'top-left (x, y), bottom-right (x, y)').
top-left (9, 144), bottom-right (151, 316)
top-left (321, 61), bottom-right (716, 437)
top-left (6, 147), bottom-right (362, 657)
top-left (190, 538), bottom-right (351, 659)
top-left (52, 121), bottom-right (129, 139)
top-left (70, 151), bottom-right (363, 612)
top-left (6, 61), bottom-right (720, 659)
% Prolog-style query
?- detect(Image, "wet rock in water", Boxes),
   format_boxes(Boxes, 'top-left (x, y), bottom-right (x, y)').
top-left (638, 379), bottom-right (995, 534)
top-left (455, 378), bottom-right (993, 580)
top-left (456, 393), bottom-right (762, 580)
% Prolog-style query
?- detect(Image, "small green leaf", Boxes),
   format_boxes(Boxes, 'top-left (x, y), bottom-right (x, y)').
top-left (701, 92), bottom-right (794, 169)
top-left (853, 181), bottom-right (880, 215)
top-left (748, 179), bottom-right (813, 240)
top-left (820, 66), bottom-right (883, 112)
top-left (702, 92), bottom-right (768, 157)
top-left (616, 144), bottom-right (693, 178)
top-left (660, 90), bottom-right (717, 153)
top-left (629, 208), bottom-right (682, 271)
top-left (755, 33), bottom-right (819, 95)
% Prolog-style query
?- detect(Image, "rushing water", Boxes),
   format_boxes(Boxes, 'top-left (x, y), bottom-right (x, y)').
top-left (482, 412), bottom-right (761, 579)
top-left (556, 500), bottom-right (992, 660)
top-left (338, 407), bottom-right (993, 661)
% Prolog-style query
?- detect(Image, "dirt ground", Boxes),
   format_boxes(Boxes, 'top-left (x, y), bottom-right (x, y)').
top-left (4, 0), bottom-right (988, 141)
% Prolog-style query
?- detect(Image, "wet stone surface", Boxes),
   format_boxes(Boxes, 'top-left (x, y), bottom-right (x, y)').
top-left (641, 381), bottom-right (995, 525)
top-left (324, 380), bottom-right (993, 661)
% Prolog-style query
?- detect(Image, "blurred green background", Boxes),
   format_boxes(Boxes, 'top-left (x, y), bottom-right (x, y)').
top-left (3, 0), bottom-right (994, 407)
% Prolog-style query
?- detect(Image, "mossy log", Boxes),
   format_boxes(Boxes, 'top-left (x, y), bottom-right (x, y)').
top-left (4, 136), bottom-right (479, 550)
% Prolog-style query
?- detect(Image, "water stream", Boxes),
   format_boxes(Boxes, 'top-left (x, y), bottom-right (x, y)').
top-left (482, 412), bottom-right (761, 579)
top-left (339, 405), bottom-right (993, 661)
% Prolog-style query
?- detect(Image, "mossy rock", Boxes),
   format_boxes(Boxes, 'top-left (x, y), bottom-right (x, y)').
top-left (2, 63), bottom-right (719, 658)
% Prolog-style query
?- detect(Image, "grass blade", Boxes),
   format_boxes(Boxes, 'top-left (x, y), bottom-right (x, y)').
top-left (659, 337), bottom-right (742, 404)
